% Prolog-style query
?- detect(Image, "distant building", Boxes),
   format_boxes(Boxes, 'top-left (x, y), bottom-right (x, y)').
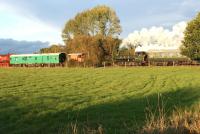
top-left (67, 53), bottom-right (85, 62)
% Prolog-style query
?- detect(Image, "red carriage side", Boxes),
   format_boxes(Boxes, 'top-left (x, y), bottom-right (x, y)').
top-left (0, 54), bottom-right (11, 67)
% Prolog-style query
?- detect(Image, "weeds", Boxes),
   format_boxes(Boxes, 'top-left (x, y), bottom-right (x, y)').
top-left (64, 94), bottom-right (200, 134)
top-left (141, 94), bottom-right (200, 134)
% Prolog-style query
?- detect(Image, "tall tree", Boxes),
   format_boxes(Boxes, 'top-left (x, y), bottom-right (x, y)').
top-left (62, 5), bottom-right (122, 65)
top-left (181, 12), bottom-right (200, 60)
top-left (62, 5), bottom-right (122, 42)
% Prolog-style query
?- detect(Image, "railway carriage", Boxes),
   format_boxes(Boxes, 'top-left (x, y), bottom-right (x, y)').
top-left (0, 54), bottom-right (10, 67)
top-left (10, 53), bottom-right (66, 67)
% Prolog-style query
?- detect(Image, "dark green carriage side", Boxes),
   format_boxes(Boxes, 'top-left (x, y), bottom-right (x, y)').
top-left (10, 53), bottom-right (66, 65)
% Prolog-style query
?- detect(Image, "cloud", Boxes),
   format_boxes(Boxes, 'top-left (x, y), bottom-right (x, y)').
top-left (0, 2), bottom-right (63, 44)
top-left (119, 0), bottom-right (200, 37)
top-left (0, 39), bottom-right (49, 54)
top-left (0, 0), bottom-right (200, 41)
top-left (121, 21), bottom-right (187, 52)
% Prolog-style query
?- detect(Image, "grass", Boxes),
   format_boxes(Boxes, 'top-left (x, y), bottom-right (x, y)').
top-left (0, 67), bottom-right (200, 134)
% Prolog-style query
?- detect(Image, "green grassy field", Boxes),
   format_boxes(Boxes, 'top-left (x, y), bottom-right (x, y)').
top-left (0, 67), bottom-right (200, 134)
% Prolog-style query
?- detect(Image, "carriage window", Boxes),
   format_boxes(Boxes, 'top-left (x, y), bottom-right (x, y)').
top-left (35, 57), bottom-right (37, 60)
top-left (47, 56), bottom-right (49, 60)
top-left (23, 57), bottom-right (27, 60)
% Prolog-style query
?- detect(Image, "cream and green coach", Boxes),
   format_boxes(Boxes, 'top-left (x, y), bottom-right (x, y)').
top-left (10, 53), bottom-right (66, 66)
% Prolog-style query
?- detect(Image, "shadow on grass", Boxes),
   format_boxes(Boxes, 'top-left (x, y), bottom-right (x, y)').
top-left (0, 87), bottom-right (199, 134)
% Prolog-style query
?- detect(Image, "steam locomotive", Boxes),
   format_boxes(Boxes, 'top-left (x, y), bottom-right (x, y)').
top-left (114, 51), bottom-right (194, 66)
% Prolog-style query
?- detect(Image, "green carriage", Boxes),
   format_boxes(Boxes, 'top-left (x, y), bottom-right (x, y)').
top-left (10, 53), bottom-right (66, 66)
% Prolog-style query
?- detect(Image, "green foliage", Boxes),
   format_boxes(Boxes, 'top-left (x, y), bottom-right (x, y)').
top-left (40, 44), bottom-right (65, 53)
top-left (0, 67), bottom-right (200, 133)
top-left (181, 12), bottom-right (200, 60)
top-left (62, 5), bottom-right (122, 42)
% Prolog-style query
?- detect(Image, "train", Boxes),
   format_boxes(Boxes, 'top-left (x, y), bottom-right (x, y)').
top-left (0, 53), bottom-right (66, 67)
top-left (0, 51), bottom-right (199, 67)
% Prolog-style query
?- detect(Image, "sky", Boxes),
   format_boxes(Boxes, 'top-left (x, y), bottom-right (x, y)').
top-left (0, 0), bottom-right (200, 53)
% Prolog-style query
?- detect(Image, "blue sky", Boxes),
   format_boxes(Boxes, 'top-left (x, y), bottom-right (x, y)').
top-left (0, 0), bottom-right (200, 53)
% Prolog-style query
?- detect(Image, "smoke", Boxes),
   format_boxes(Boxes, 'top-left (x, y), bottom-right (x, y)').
top-left (121, 21), bottom-right (187, 52)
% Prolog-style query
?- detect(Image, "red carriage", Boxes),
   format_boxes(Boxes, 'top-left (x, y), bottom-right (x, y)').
top-left (0, 54), bottom-right (11, 67)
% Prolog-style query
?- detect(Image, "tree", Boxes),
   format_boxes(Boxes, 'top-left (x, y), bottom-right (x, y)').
top-left (66, 35), bottom-right (105, 65)
top-left (40, 44), bottom-right (65, 53)
top-left (62, 5), bottom-right (122, 42)
top-left (62, 5), bottom-right (122, 65)
top-left (100, 36), bottom-right (121, 62)
top-left (181, 12), bottom-right (200, 60)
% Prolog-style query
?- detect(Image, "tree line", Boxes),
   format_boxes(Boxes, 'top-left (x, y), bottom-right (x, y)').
top-left (40, 5), bottom-right (200, 64)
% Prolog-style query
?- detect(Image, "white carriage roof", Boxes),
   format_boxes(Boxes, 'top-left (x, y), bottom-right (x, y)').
top-left (10, 53), bottom-right (61, 57)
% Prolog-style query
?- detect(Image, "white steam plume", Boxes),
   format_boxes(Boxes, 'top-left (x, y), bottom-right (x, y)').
top-left (121, 21), bottom-right (187, 52)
